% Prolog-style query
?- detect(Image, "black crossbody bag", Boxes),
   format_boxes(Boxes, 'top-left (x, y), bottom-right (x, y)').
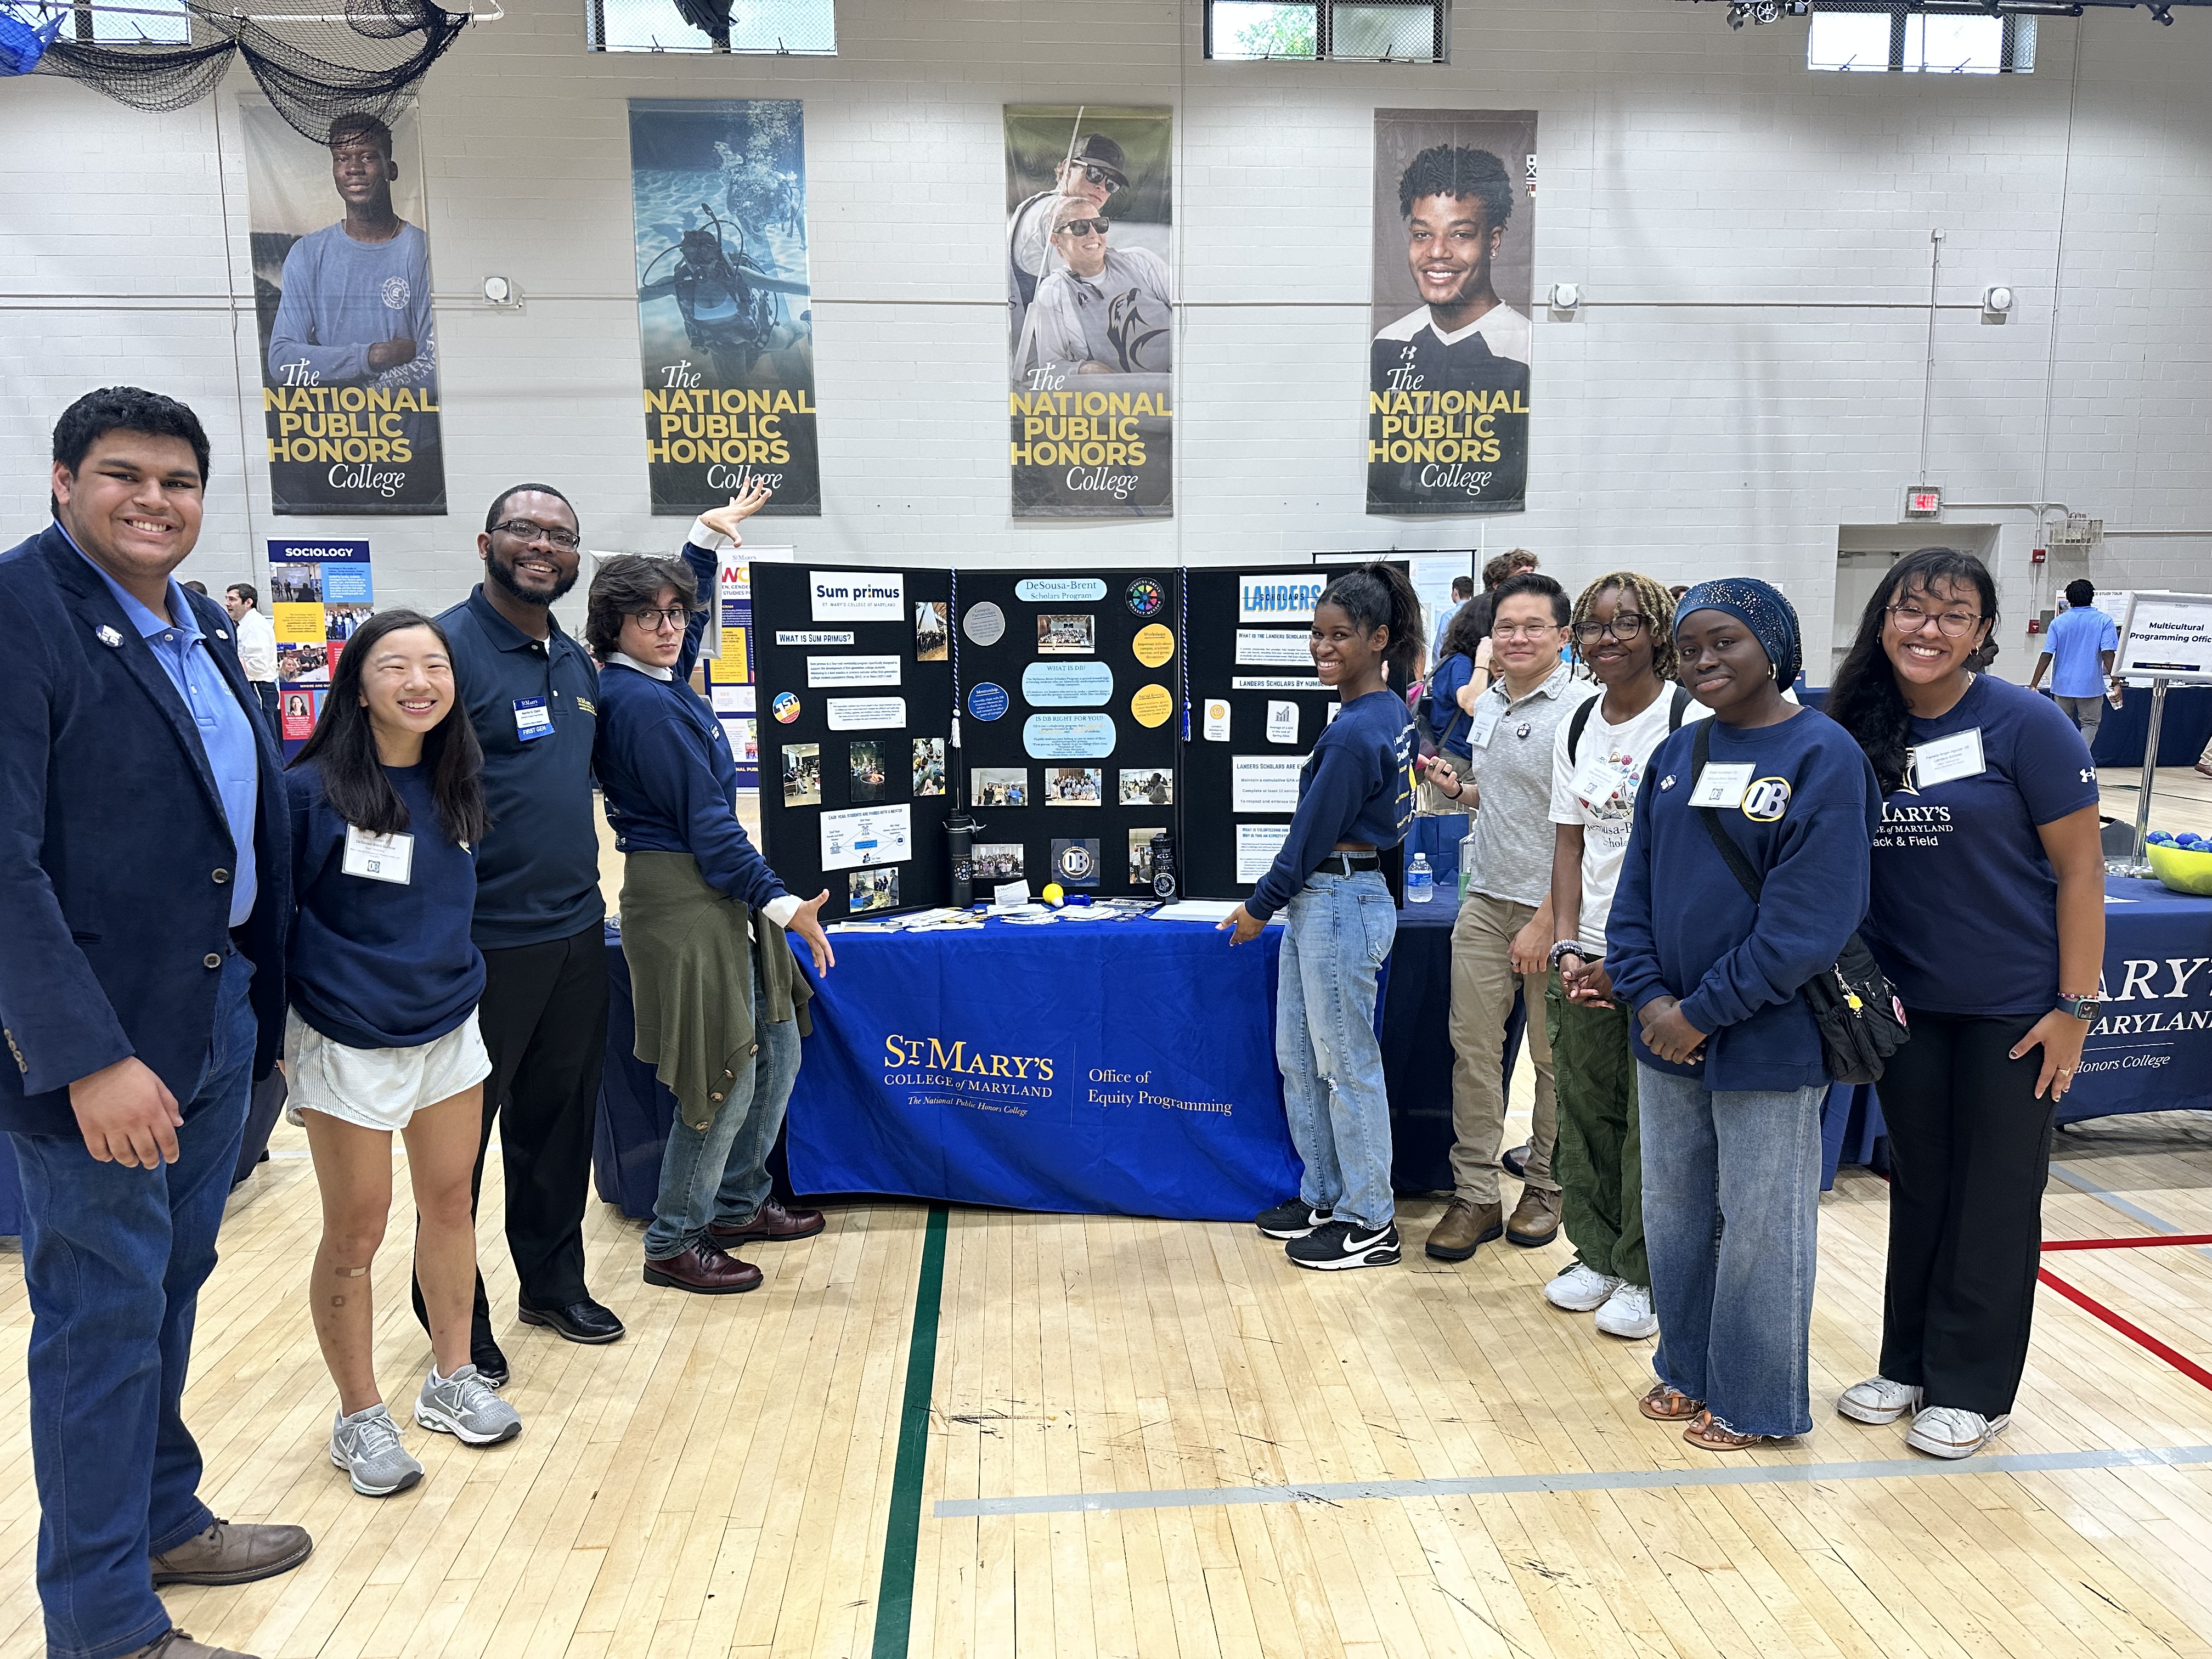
top-left (1688, 721), bottom-right (1909, 1085)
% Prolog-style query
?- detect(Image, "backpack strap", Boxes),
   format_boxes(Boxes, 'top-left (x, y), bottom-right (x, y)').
top-left (1668, 684), bottom-right (1692, 731)
top-left (1566, 696), bottom-right (1595, 763)
top-left (1691, 719), bottom-right (1764, 907)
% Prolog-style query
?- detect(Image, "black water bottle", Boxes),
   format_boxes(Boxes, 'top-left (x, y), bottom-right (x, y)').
top-left (947, 810), bottom-right (979, 906)
top-left (1149, 830), bottom-right (1177, 900)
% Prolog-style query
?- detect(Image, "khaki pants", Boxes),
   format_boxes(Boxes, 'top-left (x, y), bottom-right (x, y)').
top-left (1447, 891), bottom-right (1558, 1204)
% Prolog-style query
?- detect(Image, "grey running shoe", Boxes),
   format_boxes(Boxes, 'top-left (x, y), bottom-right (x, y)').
top-left (328, 1404), bottom-right (423, 1497)
top-left (415, 1364), bottom-right (522, 1446)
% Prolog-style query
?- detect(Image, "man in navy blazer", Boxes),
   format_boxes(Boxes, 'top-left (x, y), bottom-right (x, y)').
top-left (0, 388), bottom-right (312, 1659)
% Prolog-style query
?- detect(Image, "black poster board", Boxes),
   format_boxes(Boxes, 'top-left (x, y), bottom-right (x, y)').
top-left (950, 568), bottom-right (1182, 898)
top-left (752, 563), bottom-right (955, 921)
top-left (1180, 561), bottom-right (1411, 902)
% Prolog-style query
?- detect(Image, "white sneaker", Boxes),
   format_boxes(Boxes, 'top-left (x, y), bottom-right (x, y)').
top-left (1544, 1261), bottom-right (1622, 1312)
top-left (1906, 1405), bottom-right (2010, 1459)
top-left (1836, 1375), bottom-right (1923, 1425)
top-left (1594, 1282), bottom-right (1658, 1339)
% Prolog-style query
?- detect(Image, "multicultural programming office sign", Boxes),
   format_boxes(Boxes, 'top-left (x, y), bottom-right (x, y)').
top-left (241, 99), bottom-right (447, 516)
top-left (1006, 104), bottom-right (1173, 518)
top-left (629, 99), bottom-right (820, 516)
top-left (1368, 109), bottom-right (1538, 516)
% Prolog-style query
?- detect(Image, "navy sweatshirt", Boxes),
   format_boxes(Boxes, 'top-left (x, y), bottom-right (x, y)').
top-left (1246, 689), bottom-right (1415, 922)
top-left (1606, 707), bottom-right (1880, 1091)
top-left (593, 538), bottom-right (790, 912)
top-left (286, 758), bottom-right (486, 1050)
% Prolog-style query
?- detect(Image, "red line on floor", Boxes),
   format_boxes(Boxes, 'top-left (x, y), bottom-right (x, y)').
top-left (2038, 1267), bottom-right (2212, 1394)
top-left (2042, 1234), bottom-right (2212, 1251)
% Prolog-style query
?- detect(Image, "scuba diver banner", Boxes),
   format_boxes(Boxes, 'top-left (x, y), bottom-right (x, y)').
top-left (629, 99), bottom-right (820, 516)
top-left (240, 97), bottom-right (447, 516)
top-left (1006, 104), bottom-right (1173, 519)
top-left (1368, 110), bottom-right (1538, 517)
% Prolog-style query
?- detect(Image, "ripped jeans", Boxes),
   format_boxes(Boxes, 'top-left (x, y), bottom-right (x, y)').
top-left (1274, 870), bottom-right (1398, 1231)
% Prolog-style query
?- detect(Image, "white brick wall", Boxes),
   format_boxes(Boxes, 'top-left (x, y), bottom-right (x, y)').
top-left (4, 0), bottom-right (2210, 673)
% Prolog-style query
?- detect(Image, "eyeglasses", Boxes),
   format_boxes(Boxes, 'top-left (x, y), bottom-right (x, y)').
top-left (1887, 604), bottom-right (1983, 639)
top-left (1571, 614), bottom-right (1648, 645)
top-left (1052, 217), bottom-right (1111, 238)
top-left (626, 606), bottom-right (689, 633)
top-left (1068, 164), bottom-right (1121, 190)
top-left (1493, 622), bottom-right (1559, 642)
top-left (490, 518), bottom-right (580, 550)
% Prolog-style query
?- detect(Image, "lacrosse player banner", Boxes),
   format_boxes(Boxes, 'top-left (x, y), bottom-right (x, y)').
top-left (629, 99), bottom-right (821, 516)
top-left (1006, 104), bottom-right (1173, 518)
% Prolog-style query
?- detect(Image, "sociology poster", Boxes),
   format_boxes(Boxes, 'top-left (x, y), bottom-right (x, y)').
top-left (1006, 104), bottom-right (1173, 518)
top-left (629, 99), bottom-right (820, 515)
top-left (241, 98), bottom-right (447, 515)
top-left (1368, 109), bottom-right (1538, 516)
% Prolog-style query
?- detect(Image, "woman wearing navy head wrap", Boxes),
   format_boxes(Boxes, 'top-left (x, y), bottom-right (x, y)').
top-left (1606, 578), bottom-right (1882, 1449)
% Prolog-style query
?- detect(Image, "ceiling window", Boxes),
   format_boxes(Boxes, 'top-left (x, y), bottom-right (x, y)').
top-left (1206, 0), bottom-right (1449, 63)
top-left (586, 0), bottom-right (834, 54)
top-left (1808, 7), bottom-right (2035, 73)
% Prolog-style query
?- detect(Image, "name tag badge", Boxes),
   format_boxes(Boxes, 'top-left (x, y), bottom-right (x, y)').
top-left (1570, 747), bottom-right (1627, 808)
top-left (1911, 727), bottom-right (1985, 789)
top-left (514, 697), bottom-right (554, 742)
top-left (1469, 701), bottom-right (1504, 749)
top-left (1688, 762), bottom-right (1756, 810)
top-left (342, 824), bottom-right (415, 885)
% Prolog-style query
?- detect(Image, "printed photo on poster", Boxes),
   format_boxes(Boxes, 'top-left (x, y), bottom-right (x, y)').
top-left (1046, 766), bottom-right (1104, 805)
top-left (915, 601), bottom-right (949, 662)
top-left (1368, 110), bottom-right (1538, 517)
top-left (850, 866), bottom-right (900, 915)
top-left (849, 740), bottom-right (889, 803)
top-left (912, 738), bottom-right (946, 797)
top-left (1006, 104), bottom-right (1173, 518)
top-left (631, 99), bottom-right (819, 516)
top-left (1118, 768), bottom-right (1172, 806)
top-left (972, 768), bottom-right (1028, 807)
top-left (782, 743), bottom-right (821, 806)
top-left (973, 843), bottom-right (1025, 881)
top-left (1036, 613), bottom-right (1096, 654)
top-left (240, 99), bottom-right (446, 516)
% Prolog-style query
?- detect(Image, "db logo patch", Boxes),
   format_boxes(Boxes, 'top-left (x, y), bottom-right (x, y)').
top-left (1057, 842), bottom-right (1095, 881)
top-left (1126, 577), bottom-right (1166, 617)
top-left (1740, 776), bottom-right (1792, 822)
top-left (771, 691), bottom-right (801, 725)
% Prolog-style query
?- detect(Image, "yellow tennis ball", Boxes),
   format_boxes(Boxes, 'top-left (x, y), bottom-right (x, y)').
top-left (1041, 883), bottom-right (1065, 906)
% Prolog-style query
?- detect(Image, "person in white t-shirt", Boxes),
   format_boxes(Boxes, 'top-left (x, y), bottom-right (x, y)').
top-left (1543, 571), bottom-right (1709, 1340)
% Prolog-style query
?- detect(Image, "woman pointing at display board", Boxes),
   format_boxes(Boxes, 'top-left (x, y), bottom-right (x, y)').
top-left (1826, 548), bottom-right (2104, 1460)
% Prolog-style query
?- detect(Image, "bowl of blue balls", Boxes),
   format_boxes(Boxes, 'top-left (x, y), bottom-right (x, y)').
top-left (2145, 831), bottom-right (2212, 896)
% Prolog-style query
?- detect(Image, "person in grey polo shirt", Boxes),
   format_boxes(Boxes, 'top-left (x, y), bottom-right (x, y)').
top-left (1424, 571), bottom-right (1594, 1262)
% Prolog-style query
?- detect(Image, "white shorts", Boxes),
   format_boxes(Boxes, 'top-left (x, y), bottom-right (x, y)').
top-left (284, 1008), bottom-right (493, 1132)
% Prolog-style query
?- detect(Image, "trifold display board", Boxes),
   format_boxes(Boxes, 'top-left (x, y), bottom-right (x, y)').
top-left (752, 565), bottom-right (954, 922)
top-left (952, 569), bottom-right (1182, 898)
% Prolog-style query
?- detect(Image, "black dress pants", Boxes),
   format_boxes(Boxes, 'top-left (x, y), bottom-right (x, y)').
top-left (1877, 1007), bottom-right (2055, 1419)
top-left (414, 919), bottom-right (609, 1337)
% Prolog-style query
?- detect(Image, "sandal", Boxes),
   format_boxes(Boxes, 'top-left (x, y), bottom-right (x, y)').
top-left (1681, 1409), bottom-right (1783, 1452)
top-left (1638, 1383), bottom-right (1705, 1422)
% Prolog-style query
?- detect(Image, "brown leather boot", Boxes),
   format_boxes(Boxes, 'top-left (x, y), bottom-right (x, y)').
top-left (123, 1632), bottom-right (262, 1659)
top-left (150, 1519), bottom-right (312, 1587)
top-left (642, 1242), bottom-right (763, 1294)
top-left (709, 1200), bottom-right (826, 1245)
top-left (1506, 1186), bottom-right (1563, 1248)
top-left (1424, 1198), bottom-right (1503, 1262)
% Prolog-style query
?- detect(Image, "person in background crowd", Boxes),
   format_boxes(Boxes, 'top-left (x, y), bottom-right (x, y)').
top-left (182, 579), bottom-right (208, 595)
top-left (226, 580), bottom-right (282, 731)
top-left (1430, 573), bottom-right (1475, 667)
top-left (2, 387), bottom-right (308, 1659)
top-left (1427, 595), bottom-right (1496, 766)
top-left (592, 484), bottom-right (836, 1295)
top-left (1424, 571), bottom-right (1592, 1262)
top-left (1607, 579), bottom-right (1879, 1451)
top-left (1543, 571), bottom-right (1700, 1341)
top-left (287, 609), bottom-right (521, 1497)
top-left (426, 483), bottom-right (624, 1385)
top-left (1223, 563), bottom-right (1421, 1271)
top-left (1827, 548), bottom-right (2105, 1459)
top-left (2029, 579), bottom-right (2119, 752)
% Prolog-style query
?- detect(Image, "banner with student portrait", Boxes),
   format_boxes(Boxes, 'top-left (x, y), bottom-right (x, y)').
top-left (1368, 109), bottom-right (1538, 516)
top-left (241, 98), bottom-right (447, 516)
top-left (629, 100), bottom-right (820, 516)
top-left (1006, 104), bottom-right (1173, 518)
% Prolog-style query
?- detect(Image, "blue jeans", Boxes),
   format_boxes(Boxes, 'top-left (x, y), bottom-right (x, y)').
top-left (1274, 871), bottom-right (1397, 1232)
top-left (1637, 1063), bottom-right (1825, 1439)
top-left (10, 950), bottom-right (256, 1659)
top-left (643, 983), bottom-right (803, 1260)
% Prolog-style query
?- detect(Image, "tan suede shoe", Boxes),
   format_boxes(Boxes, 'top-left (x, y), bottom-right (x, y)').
top-left (150, 1519), bottom-right (312, 1587)
top-left (1424, 1198), bottom-right (1504, 1262)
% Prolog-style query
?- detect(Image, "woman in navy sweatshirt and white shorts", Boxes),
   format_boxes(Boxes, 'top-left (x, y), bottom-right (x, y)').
top-left (1222, 562), bottom-right (1422, 1272)
top-left (286, 608), bottom-right (520, 1498)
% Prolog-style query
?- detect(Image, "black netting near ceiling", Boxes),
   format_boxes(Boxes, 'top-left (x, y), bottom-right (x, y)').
top-left (34, 0), bottom-right (469, 139)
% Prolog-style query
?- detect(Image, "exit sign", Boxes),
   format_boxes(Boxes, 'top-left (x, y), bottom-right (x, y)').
top-left (1904, 486), bottom-right (1942, 519)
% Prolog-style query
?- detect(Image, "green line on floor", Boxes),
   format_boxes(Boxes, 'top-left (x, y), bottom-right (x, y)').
top-left (871, 1201), bottom-right (950, 1659)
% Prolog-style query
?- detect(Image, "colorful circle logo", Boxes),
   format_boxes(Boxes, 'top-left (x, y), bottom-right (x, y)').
top-left (968, 682), bottom-right (1010, 721)
top-left (771, 691), bottom-right (800, 725)
top-left (1126, 577), bottom-right (1166, 617)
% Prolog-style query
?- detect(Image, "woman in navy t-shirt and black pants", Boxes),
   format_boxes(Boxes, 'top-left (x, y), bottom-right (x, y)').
top-left (1827, 548), bottom-right (2105, 1460)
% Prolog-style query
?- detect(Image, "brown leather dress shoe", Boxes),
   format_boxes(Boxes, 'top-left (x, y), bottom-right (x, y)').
top-left (1506, 1186), bottom-right (1563, 1248)
top-left (709, 1200), bottom-right (826, 1246)
top-left (642, 1242), bottom-right (763, 1294)
top-left (1424, 1198), bottom-right (1504, 1262)
top-left (123, 1630), bottom-right (262, 1659)
top-left (150, 1519), bottom-right (312, 1587)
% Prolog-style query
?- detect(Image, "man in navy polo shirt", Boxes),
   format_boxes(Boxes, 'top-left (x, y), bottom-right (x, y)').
top-left (420, 483), bottom-right (623, 1378)
top-left (2, 388), bottom-right (310, 1659)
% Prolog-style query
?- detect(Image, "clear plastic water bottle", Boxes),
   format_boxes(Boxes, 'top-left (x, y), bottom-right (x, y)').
top-left (1407, 853), bottom-right (1435, 903)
